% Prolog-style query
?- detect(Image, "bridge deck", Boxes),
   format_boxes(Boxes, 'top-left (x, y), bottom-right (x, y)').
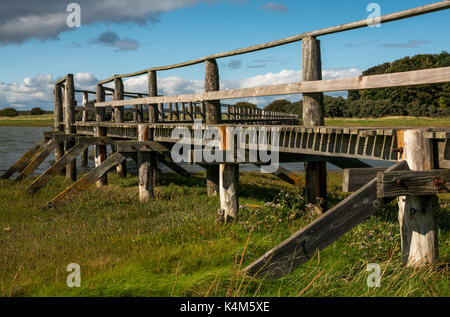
top-left (74, 122), bottom-right (450, 164)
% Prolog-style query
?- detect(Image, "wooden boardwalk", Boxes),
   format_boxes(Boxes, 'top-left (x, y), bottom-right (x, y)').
top-left (2, 1), bottom-right (450, 279)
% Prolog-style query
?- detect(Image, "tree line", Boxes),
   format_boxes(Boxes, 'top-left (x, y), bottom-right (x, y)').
top-left (261, 51), bottom-right (450, 118)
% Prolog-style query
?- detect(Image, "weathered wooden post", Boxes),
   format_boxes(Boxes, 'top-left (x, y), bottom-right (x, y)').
top-left (95, 83), bottom-right (107, 187)
top-left (398, 129), bottom-right (438, 266)
top-left (205, 59), bottom-right (221, 196)
top-left (81, 91), bottom-right (89, 167)
top-left (114, 77), bottom-right (126, 178)
top-left (138, 124), bottom-right (154, 201)
top-left (53, 83), bottom-right (65, 174)
top-left (302, 36), bottom-right (327, 211)
top-left (147, 70), bottom-right (158, 187)
top-left (64, 74), bottom-right (76, 181)
top-left (218, 126), bottom-right (239, 222)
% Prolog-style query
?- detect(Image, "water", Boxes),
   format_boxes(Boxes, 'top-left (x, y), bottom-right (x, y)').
top-left (0, 127), bottom-right (393, 176)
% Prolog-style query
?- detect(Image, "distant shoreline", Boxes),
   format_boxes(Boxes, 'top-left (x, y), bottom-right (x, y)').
top-left (0, 114), bottom-right (448, 128)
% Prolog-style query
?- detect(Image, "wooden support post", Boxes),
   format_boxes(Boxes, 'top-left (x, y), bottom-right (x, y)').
top-left (218, 127), bottom-right (239, 222)
top-left (81, 91), bottom-right (89, 167)
top-left (137, 125), bottom-right (155, 202)
top-left (64, 74), bottom-right (76, 182)
top-left (95, 84), bottom-right (107, 187)
top-left (302, 37), bottom-right (327, 211)
top-left (147, 70), bottom-right (158, 185)
top-left (398, 130), bottom-right (438, 266)
top-left (114, 77), bottom-right (126, 178)
top-left (53, 84), bottom-right (65, 174)
top-left (205, 59), bottom-right (221, 196)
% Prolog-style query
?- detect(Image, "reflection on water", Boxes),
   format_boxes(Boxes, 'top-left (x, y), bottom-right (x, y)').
top-left (0, 126), bottom-right (393, 176)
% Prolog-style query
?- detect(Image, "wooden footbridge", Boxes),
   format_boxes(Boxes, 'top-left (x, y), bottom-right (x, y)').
top-left (2, 1), bottom-right (450, 279)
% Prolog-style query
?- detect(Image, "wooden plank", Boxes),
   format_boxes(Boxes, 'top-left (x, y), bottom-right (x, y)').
top-left (343, 167), bottom-right (387, 192)
top-left (26, 143), bottom-right (88, 194)
top-left (1, 137), bottom-right (47, 179)
top-left (95, 67), bottom-right (450, 107)
top-left (327, 157), bottom-right (371, 169)
top-left (97, 1), bottom-right (450, 82)
top-left (43, 152), bottom-right (127, 210)
top-left (15, 140), bottom-right (59, 181)
top-left (244, 160), bottom-right (409, 279)
top-left (378, 169), bottom-right (450, 197)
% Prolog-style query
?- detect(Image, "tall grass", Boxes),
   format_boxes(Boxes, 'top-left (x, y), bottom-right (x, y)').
top-left (0, 171), bottom-right (448, 297)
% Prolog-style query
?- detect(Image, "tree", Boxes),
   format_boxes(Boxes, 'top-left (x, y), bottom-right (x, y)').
top-left (0, 107), bottom-right (19, 117)
top-left (265, 99), bottom-right (291, 111)
top-left (30, 107), bottom-right (45, 115)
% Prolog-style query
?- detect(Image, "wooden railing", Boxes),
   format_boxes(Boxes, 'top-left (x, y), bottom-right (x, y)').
top-left (54, 1), bottom-right (450, 130)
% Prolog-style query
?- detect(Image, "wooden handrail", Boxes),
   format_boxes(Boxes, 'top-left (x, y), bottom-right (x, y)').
top-left (94, 67), bottom-right (450, 108)
top-left (97, 1), bottom-right (450, 84)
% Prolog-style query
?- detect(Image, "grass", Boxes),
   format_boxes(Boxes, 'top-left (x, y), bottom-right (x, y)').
top-left (0, 171), bottom-right (448, 297)
top-left (325, 116), bottom-right (450, 127)
top-left (0, 114), bottom-right (53, 127)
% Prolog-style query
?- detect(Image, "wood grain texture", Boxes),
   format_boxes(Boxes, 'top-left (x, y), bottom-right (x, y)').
top-left (95, 67), bottom-right (450, 108)
top-left (244, 160), bottom-right (409, 279)
top-left (1, 138), bottom-right (47, 179)
top-left (27, 143), bottom-right (88, 194)
top-left (378, 169), bottom-right (450, 197)
top-left (15, 140), bottom-right (59, 181)
top-left (344, 167), bottom-right (387, 192)
top-left (398, 129), bottom-right (438, 267)
top-left (44, 152), bottom-right (127, 210)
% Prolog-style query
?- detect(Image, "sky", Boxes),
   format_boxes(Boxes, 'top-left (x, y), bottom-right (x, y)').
top-left (0, 0), bottom-right (449, 110)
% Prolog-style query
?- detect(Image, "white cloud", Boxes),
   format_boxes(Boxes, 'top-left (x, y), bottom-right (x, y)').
top-left (0, 68), bottom-right (361, 109)
top-left (0, 0), bottom-right (215, 44)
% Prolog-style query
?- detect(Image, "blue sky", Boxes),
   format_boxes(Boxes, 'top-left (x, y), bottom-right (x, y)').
top-left (0, 0), bottom-right (449, 109)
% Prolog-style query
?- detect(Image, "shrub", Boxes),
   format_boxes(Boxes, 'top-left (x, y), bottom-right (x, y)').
top-left (0, 107), bottom-right (19, 117)
top-left (30, 107), bottom-right (45, 115)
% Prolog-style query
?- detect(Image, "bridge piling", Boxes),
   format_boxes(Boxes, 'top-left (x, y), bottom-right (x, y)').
top-left (81, 91), bottom-right (89, 167)
top-left (302, 36), bottom-right (327, 211)
top-left (147, 70), bottom-right (158, 188)
top-left (398, 129), bottom-right (438, 266)
top-left (138, 124), bottom-right (155, 202)
top-left (95, 83), bottom-right (108, 186)
top-left (53, 83), bottom-right (65, 175)
top-left (205, 59), bottom-right (221, 196)
top-left (114, 77), bottom-right (127, 178)
top-left (64, 74), bottom-right (77, 182)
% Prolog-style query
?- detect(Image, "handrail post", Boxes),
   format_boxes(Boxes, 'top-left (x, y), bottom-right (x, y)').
top-left (302, 36), bottom-right (327, 211)
top-left (114, 77), bottom-right (126, 178)
top-left (53, 83), bottom-right (65, 174)
top-left (95, 83), bottom-right (108, 186)
top-left (205, 59), bottom-right (221, 196)
top-left (81, 91), bottom-right (89, 167)
top-left (147, 70), bottom-right (158, 189)
top-left (64, 74), bottom-right (77, 182)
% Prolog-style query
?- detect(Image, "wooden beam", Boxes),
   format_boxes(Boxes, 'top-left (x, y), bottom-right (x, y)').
top-left (43, 152), bottom-right (127, 210)
top-left (244, 160), bottom-right (409, 279)
top-left (114, 77), bottom-right (126, 179)
top-left (1, 137), bottom-right (47, 179)
top-left (302, 36), bottom-right (327, 211)
top-left (343, 167), bottom-right (387, 192)
top-left (95, 67), bottom-right (450, 107)
top-left (27, 143), bottom-right (88, 194)
top-left (205, 59), bottom-right (220, 196)
top-left (95, 84), bottom-right (107, 187)
top-left (377, 169), bottom-right (450, 197)
top-left (97, 1), bottom-right (450, 82)
top-left (64, 74), bottom-right (77, 182)
top-left (137, 124), bottom-right (155, 202)
top-left (15, 140), bottom-right (59, 181)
